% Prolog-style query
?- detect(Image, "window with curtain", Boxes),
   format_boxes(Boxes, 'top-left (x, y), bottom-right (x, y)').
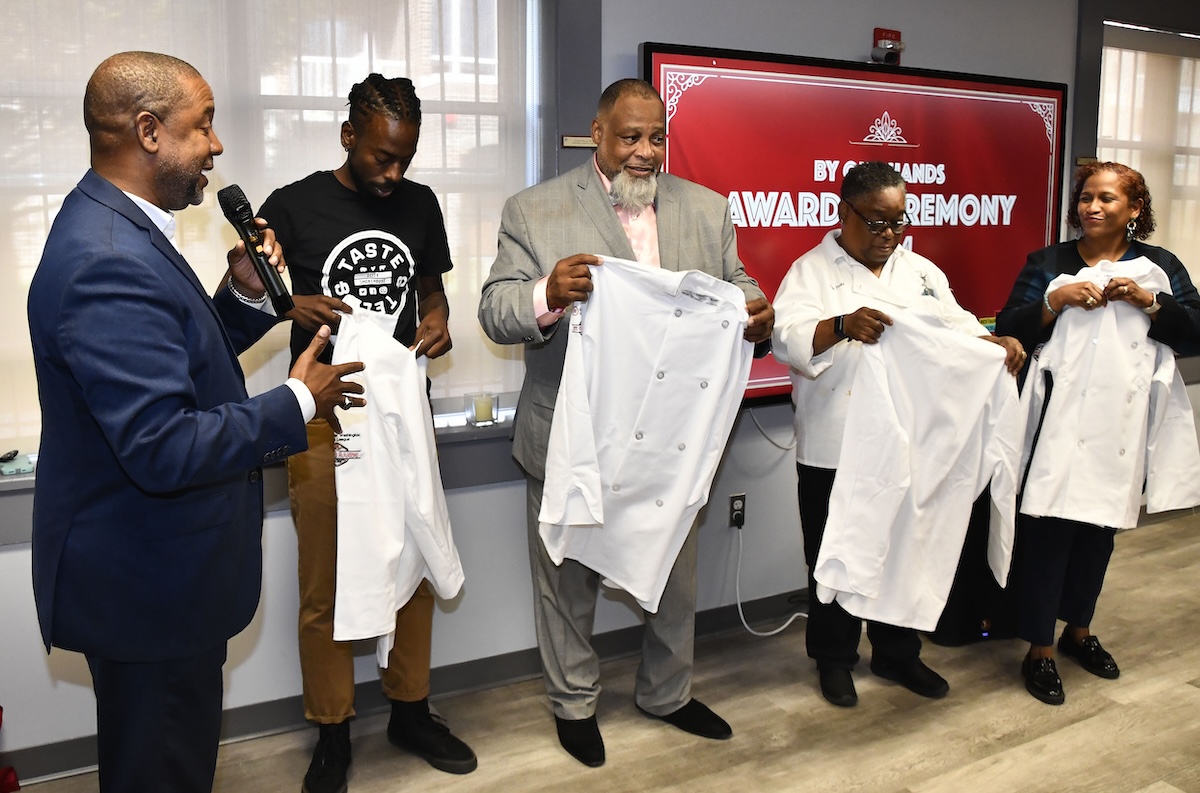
top-left (1099, 23), bottom-right (1200, 281)
top-left (0, 0), bottom-right (536, 450)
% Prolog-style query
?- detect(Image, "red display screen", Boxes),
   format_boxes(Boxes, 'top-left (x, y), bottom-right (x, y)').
top-left (643, 43), bottom-right (1067, 398)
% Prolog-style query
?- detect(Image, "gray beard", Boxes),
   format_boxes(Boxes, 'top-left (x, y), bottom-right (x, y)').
top-left (609, 171), bottom-right (657, 214)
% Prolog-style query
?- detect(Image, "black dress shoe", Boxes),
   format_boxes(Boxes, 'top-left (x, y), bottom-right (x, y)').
top-left (817, 667), bottom-right (858, 707)
top-left (637, 698), bottom-right (732, 740)
top-left (1022, 656), bottom-right (1065, 705)
top-left (555, 715), bottom-right (605, 767)
top-left (387, 698), bottom-right (478, 774)
top-left (1057, 633), bottom-right (1120, 679)
top-left (870, 655), bottom-right (950, 699)
top-left (302, 721), bottom-right (351, 793)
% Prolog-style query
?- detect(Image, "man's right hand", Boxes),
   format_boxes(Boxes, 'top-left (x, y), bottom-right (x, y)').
top-left (289, 325), bottom-right (364, 434)
top-left (842, 306), bottom-right (893, 344)
top-left (546, 254), bottom-right (602, 310)
top-left (286, 294), bottom-right (353, 332)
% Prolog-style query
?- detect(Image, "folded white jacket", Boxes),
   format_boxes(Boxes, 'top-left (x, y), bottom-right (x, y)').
top-left (814, 308), bottom-right (1023, 631)
top-left (331, 297), bottom-right (464, 666)
top-left (1019, 257), bottom-right (1200, 528)
top-left (538, 256), bottom-right (753, 613)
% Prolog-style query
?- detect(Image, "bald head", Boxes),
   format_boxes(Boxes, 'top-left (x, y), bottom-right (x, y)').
top-left (597, 79), bottom-right (662, 118)
top-left (84, 52), bottom-right (201, 156)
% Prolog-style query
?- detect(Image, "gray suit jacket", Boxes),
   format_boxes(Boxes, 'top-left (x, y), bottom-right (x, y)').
top-left (478, 160), bottom-right (763, 480)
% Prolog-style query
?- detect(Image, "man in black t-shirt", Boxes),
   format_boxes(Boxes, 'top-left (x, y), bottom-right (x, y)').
top-left (259, 74), bottom-right (476, 793)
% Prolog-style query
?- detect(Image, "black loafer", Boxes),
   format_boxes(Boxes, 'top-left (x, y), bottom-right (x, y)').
top-left (870, 656), bottom-right (949, 699)
top-left (1021, 656), bottom-right (1065, 705)
top-left (817, 667), bottom-right (858, 707)
top-left (637, 698), bottom-right (732, 740)
top-left (1057, 633), bottom-right (1120, 679)
top-left (555, 715), bottom-right (605, 767)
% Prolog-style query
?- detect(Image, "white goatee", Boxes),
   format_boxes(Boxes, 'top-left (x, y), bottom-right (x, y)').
top-left (609, 170), bottom-right (658, 215)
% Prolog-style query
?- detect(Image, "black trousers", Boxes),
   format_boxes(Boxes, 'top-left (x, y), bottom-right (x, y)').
top-left (797, 464), bottom-right (921, 669)
top-left (86, 642), bottom-right (227, 793)
top-left (1015, 514), bottom-right (1116, 646)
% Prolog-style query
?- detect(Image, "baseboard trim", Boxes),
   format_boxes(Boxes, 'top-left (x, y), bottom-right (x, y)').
top-left (5, 589), bottom-right (806, 783)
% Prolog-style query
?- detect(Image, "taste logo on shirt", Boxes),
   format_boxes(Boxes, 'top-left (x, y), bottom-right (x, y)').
top-left (321, 230), bottom-right (415, 315)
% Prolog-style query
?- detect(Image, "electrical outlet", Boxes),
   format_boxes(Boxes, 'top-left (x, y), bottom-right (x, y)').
top-left (729, 493), bottom-right (746, 528)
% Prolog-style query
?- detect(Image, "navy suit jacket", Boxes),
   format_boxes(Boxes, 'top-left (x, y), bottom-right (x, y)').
top-left (27, 170), bottom-right (308, 662)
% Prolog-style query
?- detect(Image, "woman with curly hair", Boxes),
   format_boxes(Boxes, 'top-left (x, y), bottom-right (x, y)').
top-left (996, 161), bottom-right (1200, 705)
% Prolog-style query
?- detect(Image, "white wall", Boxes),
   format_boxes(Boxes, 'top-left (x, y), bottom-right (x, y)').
top-left (601, 0), bottom-right (1079, 85)
top-left (0, 0), bottom-right (1083, 761)
top-left (0, 403), bottom-right (801, 755)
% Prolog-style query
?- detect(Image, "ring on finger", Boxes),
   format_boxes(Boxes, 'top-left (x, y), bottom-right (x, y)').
top-left (1085, 296), bottom-right (1096, 307)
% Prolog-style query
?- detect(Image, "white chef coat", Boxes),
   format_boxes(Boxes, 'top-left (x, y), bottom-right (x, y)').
top-left (772, 230), bottom-right (988, 468)
top-left (1019, 257), bottom-right (1200, 528)
top-left (330, 297), bottom-right (465, 667)
top-left (811, 308), bottom-right (1022, 630)
top-left (538, 256), bottom-right (753, 613)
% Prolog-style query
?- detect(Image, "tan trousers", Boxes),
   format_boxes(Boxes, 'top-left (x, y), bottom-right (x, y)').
top-left (288, 419), bottom-right (434, 723)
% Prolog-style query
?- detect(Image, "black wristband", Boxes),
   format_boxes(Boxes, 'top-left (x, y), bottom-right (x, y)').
top-left (833, 314), bottom-right (848, 340)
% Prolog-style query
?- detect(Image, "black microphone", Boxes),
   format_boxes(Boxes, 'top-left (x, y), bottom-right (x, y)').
top-left (217, 184), bottom-right (294, 315)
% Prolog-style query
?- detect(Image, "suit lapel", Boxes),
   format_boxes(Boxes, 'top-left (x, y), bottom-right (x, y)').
top-left (79, 170), bottom-right (242, 365)
top-left (574, 164), bottom-right (637, 260)
top-left (655, 176), bottom-right (680, 272)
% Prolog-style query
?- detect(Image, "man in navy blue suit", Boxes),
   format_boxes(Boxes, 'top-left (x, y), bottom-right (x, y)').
top-left (27, 51), bottom-right (365, 793)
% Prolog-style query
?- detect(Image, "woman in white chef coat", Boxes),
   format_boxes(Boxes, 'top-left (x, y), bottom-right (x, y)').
top-left (996, 162), bottom-right (1200, 706)
top-left (773, 161), bottom-right (1026, 709)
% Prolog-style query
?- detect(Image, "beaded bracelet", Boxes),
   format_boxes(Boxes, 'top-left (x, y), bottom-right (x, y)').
top-left (228, 278), bottom-right (268, 306)
top-left (1042, 292), bottom-right (1060, 316)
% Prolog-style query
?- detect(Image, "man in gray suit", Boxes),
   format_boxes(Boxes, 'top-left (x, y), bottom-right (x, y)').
top-left (478, 78), bottom-right (773, 768)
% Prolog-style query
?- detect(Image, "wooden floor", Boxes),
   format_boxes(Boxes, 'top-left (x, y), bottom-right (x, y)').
top-left (27, 511), bottom-right (1200, 793)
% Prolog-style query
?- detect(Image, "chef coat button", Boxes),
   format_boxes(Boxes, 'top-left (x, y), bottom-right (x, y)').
top-left (1119, 449), bottom-right (1126, 456)
top-left (1077, 440), bottom-right (1085, 447)
top-left (678, 443), bottom-right (686, 451)
top-left (1081, 390), bottom-right (1087, 397)
top-left (1127, 394), bottom-right (1134, 403)
top-left (700, 381), bottom-right (708, 389)
top-left (674, 308), bottom-right (682, 317)
top-left (656, 499), bottom-right (664, 507)
top-left (1092, 338), bottom-right (1099, 345)
top-left (635, 432), bottom-right (644, 440)
top-left (657, 371), bottom-right (665, 379)
top-left (612, 484), bottom-right (621, 492)
top-left (722, 320), bottom-right (730, 328)
top-left (1131, 342), bottom-right (1138, 349)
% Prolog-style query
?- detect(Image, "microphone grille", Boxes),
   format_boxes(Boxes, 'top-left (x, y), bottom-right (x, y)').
top-left (217, 184), bottom-right (253, 222)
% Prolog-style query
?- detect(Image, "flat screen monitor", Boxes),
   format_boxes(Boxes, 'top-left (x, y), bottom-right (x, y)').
top-left (642, 42), bottom-right (1068, 398)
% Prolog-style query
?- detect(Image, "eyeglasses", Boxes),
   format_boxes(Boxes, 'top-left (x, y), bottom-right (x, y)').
top-left (846, 203), bottom-right (911, 236)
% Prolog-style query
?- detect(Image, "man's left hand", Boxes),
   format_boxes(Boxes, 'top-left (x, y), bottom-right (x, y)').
top-left (413, 311), bottom-right (452, 358)
top-left (744, 297), bottom-right (774, 344)
top-left (225, 218), bottom-right (284, 298)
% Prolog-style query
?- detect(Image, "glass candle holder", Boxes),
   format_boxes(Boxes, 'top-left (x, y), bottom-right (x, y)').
top-left (465, 392), bottom-right (498, 427)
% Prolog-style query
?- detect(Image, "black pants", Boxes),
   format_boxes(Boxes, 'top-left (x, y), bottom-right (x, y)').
top-left (86, 642), bottom-right (227, 793)
top-left (798, 464), bottom-right (921, 669)
top-left (1015, 514), bottom-right (1116, 646)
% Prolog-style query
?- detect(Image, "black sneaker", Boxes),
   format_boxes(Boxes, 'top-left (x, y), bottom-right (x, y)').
top-left (870, 655), bottom-right (950, 699)
top-left (302, 721), bottom-right (351, 793)
top-left (387, 698), bottom-right (478, 774)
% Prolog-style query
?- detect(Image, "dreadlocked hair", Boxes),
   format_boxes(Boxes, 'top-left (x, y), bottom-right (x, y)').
top-left (347, 73), bottom-right (421, 130)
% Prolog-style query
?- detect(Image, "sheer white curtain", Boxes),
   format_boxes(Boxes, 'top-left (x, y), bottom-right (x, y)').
top-left (0, 0), bottom-right (534, 449)
top-left (1099, 24), bottom-right (1200, 280)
